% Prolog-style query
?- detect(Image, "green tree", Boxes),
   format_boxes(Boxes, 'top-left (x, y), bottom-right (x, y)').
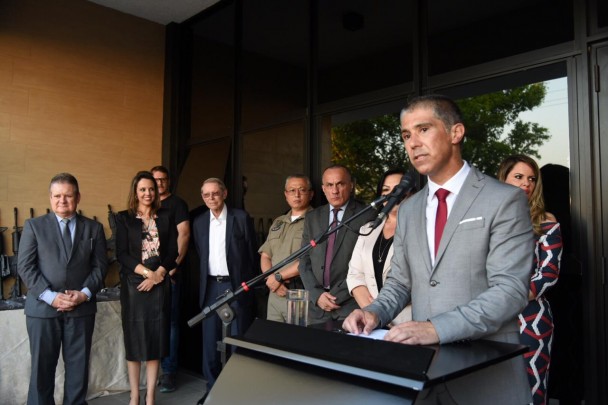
top-left (332, 83), bottom-right (550, 202)
top-left (332, 114), bottom-right (409, 202)
top-left (459, 83), bottom-right (549, 175)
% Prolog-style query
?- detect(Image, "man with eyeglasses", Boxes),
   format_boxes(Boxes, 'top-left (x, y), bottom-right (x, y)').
top-left (192, 177), bottom-right (258, 404)
top-left (150, 166), bottom-right (190, 393)
top-left (299, 165), bottom-right (376, 322)
top-left (259, 174), bottom-right (314, 322)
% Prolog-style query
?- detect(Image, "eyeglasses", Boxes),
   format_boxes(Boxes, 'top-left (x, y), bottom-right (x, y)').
top-left (285, 188), bottom-right (310, 196)
top-left (154, 177), bottom-right (169, 183)
top-left (202, 191), bottom-right (222, 199)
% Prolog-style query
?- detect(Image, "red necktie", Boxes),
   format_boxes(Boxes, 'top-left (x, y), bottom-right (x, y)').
top-left (323, 208), bottom-right (340, 288)
top-left (434, 188), bottom-right (450, 256)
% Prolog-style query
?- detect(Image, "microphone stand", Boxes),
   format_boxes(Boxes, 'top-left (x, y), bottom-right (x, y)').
top-left (187, 193), bottom-right (389, 367)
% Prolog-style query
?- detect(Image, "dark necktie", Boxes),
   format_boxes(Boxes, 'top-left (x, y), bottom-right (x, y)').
top-left (434, 188), bottom-right (450, 257)
top-left (323, 208), bottom-right (340, 288)
top-left (62, 218), bottom-right (73, 257)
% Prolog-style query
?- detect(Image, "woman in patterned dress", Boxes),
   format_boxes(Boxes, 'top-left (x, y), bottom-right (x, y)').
top-left (116, 171), bottom-right (178, 405)
top-left (498, 155), bottom-right (562, 405)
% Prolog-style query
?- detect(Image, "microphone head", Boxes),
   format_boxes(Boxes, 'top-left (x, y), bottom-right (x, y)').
top-left (371, 171), bottom-right (417, 229)
top-left (390, 170), bottom-right (417, 203)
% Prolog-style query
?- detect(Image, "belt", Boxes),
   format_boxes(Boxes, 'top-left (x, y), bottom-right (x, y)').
top-left (208, 275), bottom-right (231, 283)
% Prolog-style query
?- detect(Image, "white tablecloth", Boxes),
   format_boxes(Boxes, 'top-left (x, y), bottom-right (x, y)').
top-left (0, 300), bottom-right (131, 404)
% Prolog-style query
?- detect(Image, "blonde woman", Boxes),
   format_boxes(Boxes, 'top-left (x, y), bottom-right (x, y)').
top-left (498, 155), bottom-right (562, 405)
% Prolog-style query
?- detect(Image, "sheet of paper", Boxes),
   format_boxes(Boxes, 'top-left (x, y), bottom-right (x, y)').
top-left (348, 328), bottom-right (388, 340)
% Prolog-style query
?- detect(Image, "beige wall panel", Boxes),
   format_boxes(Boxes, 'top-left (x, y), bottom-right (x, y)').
top-left (6, 173), bottom-right (45, 204)
top-left (124, 84), bottom-right (163, 113)
top-left (0, 173), bottom-right (7, 202)
top-left (10, 117), bottom-right (161, 178)
top-left (0, 59), bottom-right (13, 87)
top-left (0, 0), bottom-right (165, 272)
top-left (0, 32), bottom-right (32, 60)
top-left (0, 1), bottom-right (163, 73)
top-left (0, 85), bottom-right (29, 116)
top-left (13, 59), bottom-right (126, 105)
top-left (133, 114), bottom-right (164, 137)
top-left (11, 116), bottom-right (113, 148)
top-left (0, 141), bottom-right (26, 173)
top-left (0, 112), bottom-right (10, 141)
top-left (27, 88), bottom-right (137, 133)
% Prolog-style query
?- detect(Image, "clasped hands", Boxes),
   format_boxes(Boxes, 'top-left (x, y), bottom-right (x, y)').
top-left (266, 276), bottom-right (289, 297)
top-left (137, 267), bottom-right (167, 292)
top-left (342, 309), bottom-right (440, 345)
top-left (52, 290), bottom-right (88, 312)
top-left (317, 291), bottom-right (340, 312)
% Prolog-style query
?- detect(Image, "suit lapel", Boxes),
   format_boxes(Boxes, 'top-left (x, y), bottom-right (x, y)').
top-left (434, 168), bottom-right (485, 267)
top-left (318, 205), bottom-right (330, 255)
top-left (332, 202), bottom-right (353, 258)
top-left (67, 215), bottom-right (85, 263)
top-left (225, 208), bottom-right (234, 257)
top-left (201, 211), bottom-right (211, 262)
top-left (413, 186), bottom-right (433, 273)
top-left (47, 213), bottom-right (69, 262)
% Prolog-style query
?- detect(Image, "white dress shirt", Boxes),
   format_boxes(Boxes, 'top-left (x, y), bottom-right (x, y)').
top-left (426, 161), bottom-right (471, 265)
top-left (328, 201), bottom-right (348, 223)
top-left (208, 205), bottom-right (230, 276)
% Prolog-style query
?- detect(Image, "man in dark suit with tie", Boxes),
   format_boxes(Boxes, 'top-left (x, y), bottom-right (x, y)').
top-left (298, 165), bottom-right (375, 322)
top-left (343, 95), bottom-right (533, 404)
top-left (192, 177), bottom-right (258, 404)
top-left (17, 173), bottom-right (108, 405)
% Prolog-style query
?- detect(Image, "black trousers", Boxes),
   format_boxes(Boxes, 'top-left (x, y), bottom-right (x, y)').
top-left (201, 279), bottom-right (238, 392)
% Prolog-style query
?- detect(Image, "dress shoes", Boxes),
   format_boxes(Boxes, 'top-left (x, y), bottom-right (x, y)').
top-left (159, 373), bottom-right (176, 393)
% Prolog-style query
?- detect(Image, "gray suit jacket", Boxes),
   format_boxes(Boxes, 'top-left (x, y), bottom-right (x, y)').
top-left (367, 166), bottom-right (533, 404)
top-left (299, 199), bottom-right (375, 321)
top-left (18, 213), bottom-right (108, 318)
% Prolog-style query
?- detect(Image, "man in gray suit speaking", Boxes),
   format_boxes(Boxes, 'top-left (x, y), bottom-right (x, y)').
top-left (343, 95), bottom-right (533, 404)
top-left (18, 173), bottom-right (108, 405)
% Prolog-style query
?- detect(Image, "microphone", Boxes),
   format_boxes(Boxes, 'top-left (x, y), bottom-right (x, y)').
top-left (371, 171), bottom-right (416, 229)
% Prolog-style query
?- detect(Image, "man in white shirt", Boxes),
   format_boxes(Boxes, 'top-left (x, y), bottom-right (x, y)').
top-left (191, 178), bottom-right (258, 404)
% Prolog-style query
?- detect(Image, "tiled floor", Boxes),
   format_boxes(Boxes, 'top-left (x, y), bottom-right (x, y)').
top-left (88, 371), bottom-right (206, 405)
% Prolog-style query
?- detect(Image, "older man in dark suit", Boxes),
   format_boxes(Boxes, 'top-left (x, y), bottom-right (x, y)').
top-left (18, 173), bottom-right (108, 405)
top-left (298, 165), bottom-right (375, 323)
top-left (192, 177), bottom-right (258, 404)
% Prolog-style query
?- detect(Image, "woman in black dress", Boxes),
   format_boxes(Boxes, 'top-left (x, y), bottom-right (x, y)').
top-left (116, 171), bottom-right (178, 405)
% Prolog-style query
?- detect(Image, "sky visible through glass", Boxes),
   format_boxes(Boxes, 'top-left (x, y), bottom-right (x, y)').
top-left (505, 77), bottom-right (569, 168)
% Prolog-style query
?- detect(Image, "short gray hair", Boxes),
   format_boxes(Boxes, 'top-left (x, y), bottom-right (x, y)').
top-left (284, 174), bottom-right (312, 190)
top-left (49, 173), bottom-right (79, 194)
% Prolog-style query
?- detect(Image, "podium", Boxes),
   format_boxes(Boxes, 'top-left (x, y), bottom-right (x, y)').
top-left (206, 319), bottom-right (527, 404)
